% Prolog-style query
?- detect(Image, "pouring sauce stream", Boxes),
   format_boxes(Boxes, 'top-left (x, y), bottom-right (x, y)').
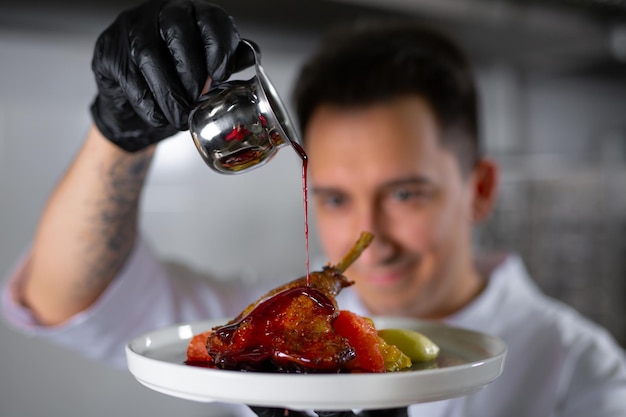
top-left (290, 141), bottom-right (310, 286)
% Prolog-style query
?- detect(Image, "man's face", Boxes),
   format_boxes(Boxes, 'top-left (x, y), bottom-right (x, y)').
top-left (306, 96), bottom-right (482, 319)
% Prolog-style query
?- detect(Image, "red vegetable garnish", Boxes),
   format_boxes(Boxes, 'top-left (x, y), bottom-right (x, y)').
top-left (333, 310), bottom-right (386, 373)
top-left (186, 330), bottom-right (214, 365)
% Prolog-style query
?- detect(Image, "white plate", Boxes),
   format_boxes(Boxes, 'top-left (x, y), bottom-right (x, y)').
top-left (126, 317), bottom-right (506, 410)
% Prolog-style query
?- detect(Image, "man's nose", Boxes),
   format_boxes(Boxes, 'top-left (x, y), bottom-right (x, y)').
top-left (354, 202), bottom-right (384, 236)
top-left (356, 237), bottom-right (396, 266)
top-left (353, 205), bottom-right (395, 266)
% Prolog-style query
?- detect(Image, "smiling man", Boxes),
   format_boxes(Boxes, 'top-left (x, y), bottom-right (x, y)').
top-left (2, 1), bottom-right (626, 416)
top-left (296, 25), bottom-right (495, 322)
top-left (306, 98), bottom-right (490, 319)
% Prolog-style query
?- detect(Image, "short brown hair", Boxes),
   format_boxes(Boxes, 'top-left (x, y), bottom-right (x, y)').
top-left (293, 21), bottom-right (481, 175)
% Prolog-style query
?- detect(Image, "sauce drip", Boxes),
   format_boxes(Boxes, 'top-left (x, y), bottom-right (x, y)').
top-left (290, 141), bottom-right (310, 286)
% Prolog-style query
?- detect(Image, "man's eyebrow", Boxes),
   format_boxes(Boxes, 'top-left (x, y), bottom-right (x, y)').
top-left (311, 186), bottom-right (343, 194)
top-left (311, 176), bottom-right (435, 194)
top-left (383, 176), bottom-right (435, 188)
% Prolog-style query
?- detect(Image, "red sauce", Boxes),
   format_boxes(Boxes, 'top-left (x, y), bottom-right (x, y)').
top-left (290, 141), bottom-right (310, 286)
top-left (207, 286), bottom-right (352, 372)
top-left (186, 140), bottom-right (331, 372)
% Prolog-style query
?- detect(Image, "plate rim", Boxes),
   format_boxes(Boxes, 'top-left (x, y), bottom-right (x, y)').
top-left (125, 317), bottom-right (507, 410)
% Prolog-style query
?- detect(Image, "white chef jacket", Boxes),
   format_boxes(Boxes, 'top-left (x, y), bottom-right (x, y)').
top-left (3, 238), bottom-right (626, 417)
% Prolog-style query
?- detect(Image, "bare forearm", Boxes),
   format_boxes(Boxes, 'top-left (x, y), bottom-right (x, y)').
top-left (22, 125), bottom-right (155, 325)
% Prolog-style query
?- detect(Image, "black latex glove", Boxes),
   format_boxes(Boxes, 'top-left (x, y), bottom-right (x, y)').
top-left (249, 406), bottom-right (409, 417)
top-left (90, 0), bottom-right (253, 152)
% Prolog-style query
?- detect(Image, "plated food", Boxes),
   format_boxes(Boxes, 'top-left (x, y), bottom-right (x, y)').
top-left (127, 316), bottom-right (506, 409)
top-left (186, 232), bottom-right (439, 373)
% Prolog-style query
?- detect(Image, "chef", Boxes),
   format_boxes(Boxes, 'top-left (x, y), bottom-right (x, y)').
top-left (3, 0), bottom-right (626, 416)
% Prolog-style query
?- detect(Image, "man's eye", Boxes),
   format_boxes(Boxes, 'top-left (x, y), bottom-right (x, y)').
top-left (324, 195), bottom-right (345, 207)
top-left (393, 189), bottom-right (419, 201)
top-left (390, 188), bottom-right (433, 203)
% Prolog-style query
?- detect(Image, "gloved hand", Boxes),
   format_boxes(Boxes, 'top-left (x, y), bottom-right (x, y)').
top-left (249, 406), bottom-right (409, 417)
top-left (90, 0), bottom-right (253, 152)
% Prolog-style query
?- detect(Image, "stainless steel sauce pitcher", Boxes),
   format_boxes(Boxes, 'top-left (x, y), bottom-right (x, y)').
top-left (189, 40), bottom-right (302, 174)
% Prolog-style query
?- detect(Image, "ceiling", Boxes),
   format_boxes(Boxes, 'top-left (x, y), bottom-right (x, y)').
top-left (1, 0), bottom-right (625, 80)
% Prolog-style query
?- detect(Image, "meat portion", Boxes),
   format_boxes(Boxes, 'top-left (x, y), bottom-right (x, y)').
top-left (228, 231), bottom-right (373, 325)
top-left (207, 287), bottom-right (355, 372)
top-left (202, 232), bottom-right (374, 373)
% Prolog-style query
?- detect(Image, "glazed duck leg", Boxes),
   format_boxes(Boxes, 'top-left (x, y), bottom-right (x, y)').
top-left (206, 232), bottom-right (375, 372)
top-left (228, 231), bottom-right (374, 324)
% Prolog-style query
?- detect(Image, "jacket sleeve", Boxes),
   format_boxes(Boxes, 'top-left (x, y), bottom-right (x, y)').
top-left (1, 237), bottom-right (257, 369)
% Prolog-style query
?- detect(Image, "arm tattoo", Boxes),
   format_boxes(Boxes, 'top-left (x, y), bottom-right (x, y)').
top-left (78, 152), bottom-right (153, 296)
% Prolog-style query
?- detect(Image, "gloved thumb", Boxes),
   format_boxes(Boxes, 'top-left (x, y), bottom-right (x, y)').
top-left (231, 39), bottom-right (258, 73)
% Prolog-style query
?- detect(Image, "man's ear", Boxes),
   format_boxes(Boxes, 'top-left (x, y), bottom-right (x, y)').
top-left (471, 158), bottom-right (499, 222)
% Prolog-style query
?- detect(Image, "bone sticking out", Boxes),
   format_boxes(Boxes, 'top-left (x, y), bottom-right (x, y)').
top-left (334, 231), bottom-right (374, 274)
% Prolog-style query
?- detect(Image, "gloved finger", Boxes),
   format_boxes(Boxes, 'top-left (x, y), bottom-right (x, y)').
top-left (92, 9), bottom-right (169, 129)
top-left (248, 406), bottom-right (311, 417)
top-left (315, 411), bottom-right (359, 417)
top-left (159, 0), bottom-right (209, 101)
top-left (231, 39), bottom-right (257, 73)
top-left (193, 0), bottom-right (241, 82)
top-left (129, 0), bottom-right (195, 130)
top-left (359, 407), bottom-right (409, 417)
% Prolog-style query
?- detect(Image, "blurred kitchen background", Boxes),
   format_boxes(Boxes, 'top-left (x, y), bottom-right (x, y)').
top-left (1, 0), bottom-right (625, 416)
